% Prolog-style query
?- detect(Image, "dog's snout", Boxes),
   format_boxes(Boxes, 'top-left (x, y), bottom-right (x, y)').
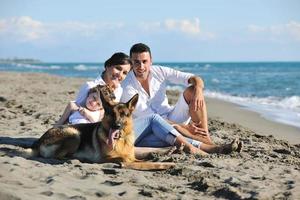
top-left (113, 122), bottom-right (123, 130)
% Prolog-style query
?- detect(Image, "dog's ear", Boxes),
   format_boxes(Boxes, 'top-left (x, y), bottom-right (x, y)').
top-left (99, 85), bottom-right (116, 104)
top-left (99, 85), bottom-right (116, 102)
top-left (126, 94), bottom-right (139, 113)
top-left (99, 86), bottom-right (114, 113)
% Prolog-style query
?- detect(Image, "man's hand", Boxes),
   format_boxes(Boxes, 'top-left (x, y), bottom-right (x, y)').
top-left (188, 76), bottom-right (205, 111)
top-left (191, 87), bottom-right (205, 111)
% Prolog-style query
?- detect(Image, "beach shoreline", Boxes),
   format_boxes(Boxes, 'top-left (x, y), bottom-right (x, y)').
top-left (206, 97), bottom-right (300, 145)
top-left (1, 72), bottom-right (299, 200)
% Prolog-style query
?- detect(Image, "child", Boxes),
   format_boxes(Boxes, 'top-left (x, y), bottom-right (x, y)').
top-left (55, 86), bottom-right (104, 125)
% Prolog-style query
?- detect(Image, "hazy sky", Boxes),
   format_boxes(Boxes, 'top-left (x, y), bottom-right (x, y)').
top-left (0, 0), bottom-right (300, 62)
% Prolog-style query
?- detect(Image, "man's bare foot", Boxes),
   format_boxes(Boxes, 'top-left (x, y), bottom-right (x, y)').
top-left (186, 145), bottom-right (208, 157)
top-left (218, 138), bottom-right (243, 154)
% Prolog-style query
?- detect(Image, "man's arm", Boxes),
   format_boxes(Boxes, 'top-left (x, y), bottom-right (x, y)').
top-left (188, 76), bottom-right (205, 89)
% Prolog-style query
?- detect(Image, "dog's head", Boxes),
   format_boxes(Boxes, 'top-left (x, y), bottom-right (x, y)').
top-left (100, 88), bottom-right (138, 149)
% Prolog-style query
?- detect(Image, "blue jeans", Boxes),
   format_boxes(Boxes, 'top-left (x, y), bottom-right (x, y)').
top-left (133, 114), bottom-right (200, 148)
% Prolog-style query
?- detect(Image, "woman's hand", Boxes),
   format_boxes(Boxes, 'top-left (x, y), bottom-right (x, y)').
top-left (185, 121), bottom-right (208, 136)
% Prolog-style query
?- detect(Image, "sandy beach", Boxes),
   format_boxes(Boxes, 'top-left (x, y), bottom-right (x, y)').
top-left (1, 72), bottom-right (299, 200)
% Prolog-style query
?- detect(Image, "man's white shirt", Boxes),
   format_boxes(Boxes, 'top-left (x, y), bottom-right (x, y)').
top-left (121, 65), bottom-right (193, 119)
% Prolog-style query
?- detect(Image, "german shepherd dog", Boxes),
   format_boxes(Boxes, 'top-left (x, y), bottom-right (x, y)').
top-left (27, 85), bottom-right (175, 170)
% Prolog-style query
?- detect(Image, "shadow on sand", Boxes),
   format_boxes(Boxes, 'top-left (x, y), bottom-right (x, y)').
top-left (0, 136), bottom-right (66, 165)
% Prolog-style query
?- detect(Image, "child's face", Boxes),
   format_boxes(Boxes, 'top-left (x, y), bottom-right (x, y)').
top-left (85, 92), bottom-right (101, 111)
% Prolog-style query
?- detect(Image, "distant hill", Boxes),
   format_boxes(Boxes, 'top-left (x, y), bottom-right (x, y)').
top-left (0, 58), bottom-right (42, 64)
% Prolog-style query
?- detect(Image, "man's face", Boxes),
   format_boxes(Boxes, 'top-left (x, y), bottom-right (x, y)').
top-left (131, 52), bottom-right (152, 81)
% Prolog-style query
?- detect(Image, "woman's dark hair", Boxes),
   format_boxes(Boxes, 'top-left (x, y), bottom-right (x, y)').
top-left (130, 43), bottom-right (152, 58)
top-left (104, 52), bottom-right (131, 68)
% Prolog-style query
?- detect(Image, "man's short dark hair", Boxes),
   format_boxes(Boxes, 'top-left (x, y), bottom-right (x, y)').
top-left (130, 43), bottom-right (152, 58)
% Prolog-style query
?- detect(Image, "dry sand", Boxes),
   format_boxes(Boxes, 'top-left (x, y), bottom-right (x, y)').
top-left (1, 72), bottom-right (300, 200)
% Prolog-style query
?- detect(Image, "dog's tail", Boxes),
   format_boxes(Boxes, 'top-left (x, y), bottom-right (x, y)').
top-left (10, 147), bottom-right (39, 158)
top-left (21, 148), bottom-right (39, 158)
top-left (120, 161), bottom-right (175, 171)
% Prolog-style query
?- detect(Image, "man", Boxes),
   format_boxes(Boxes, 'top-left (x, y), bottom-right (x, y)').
top-left (121, 43), bottom-right (212, 144)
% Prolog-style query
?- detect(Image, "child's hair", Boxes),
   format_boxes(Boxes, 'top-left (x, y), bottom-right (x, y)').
top-left (87, 85), bottom-right (101, 99)
top-left (88, 85), bottom-right (100, 96)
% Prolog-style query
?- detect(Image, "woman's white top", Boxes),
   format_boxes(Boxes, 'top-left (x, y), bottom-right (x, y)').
top-left (75, 75), bottom-right (123, 106)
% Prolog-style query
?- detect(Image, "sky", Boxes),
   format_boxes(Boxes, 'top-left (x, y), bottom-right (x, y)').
top-left (0, 0), bottom-right (300, 62)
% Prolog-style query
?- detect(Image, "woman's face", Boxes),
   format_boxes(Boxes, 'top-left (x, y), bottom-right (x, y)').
top-left (104, 64), bottom-right (131, 88)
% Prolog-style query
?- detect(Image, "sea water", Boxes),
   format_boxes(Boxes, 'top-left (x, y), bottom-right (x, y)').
top-left (1, 62), bottom-right (299, 129)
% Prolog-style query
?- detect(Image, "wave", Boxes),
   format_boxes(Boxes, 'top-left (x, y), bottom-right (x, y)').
top-left (12, 63), bottom-right (62, 70)
top-left (50, 65), bottom-right (61, 69)
top-left (166, 85), bottom-right (300, 129)
top-left (14, 63), bottom-right (46, 69)
top-left (9, 63), bottom-right (100, 71)
top-left (73, 64), bottom-right (99, 71)
top-left (205, 91), bottom-right (300, 111)
top-left (205, 90), bottom-right (300, 129)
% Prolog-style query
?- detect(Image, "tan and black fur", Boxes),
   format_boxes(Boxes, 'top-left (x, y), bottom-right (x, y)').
top-left (29, 85), bottom-right (175, 170)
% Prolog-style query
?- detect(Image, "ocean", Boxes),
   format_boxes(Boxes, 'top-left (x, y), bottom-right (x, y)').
top-left (1, 62), bottom-right (300, 129)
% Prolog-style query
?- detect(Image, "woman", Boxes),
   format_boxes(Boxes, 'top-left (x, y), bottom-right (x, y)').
top-left (56, 52), bottom-right (241, 156)
top-left (55, 52), bottom-right (131, 125)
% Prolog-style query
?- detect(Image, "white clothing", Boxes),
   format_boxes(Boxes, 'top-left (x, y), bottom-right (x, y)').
top-left (121, 65), bottom-right (194, 123)
top-left (68, 109), bottom-right (101, 124)
top-left (167, 92), bottom-right (190, 123)
top-left (75, 75), bottom-right (123, 106)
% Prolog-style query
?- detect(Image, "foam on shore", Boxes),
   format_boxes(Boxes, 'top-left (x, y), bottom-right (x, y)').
top-left (206, 97), bottom-right (300, 144)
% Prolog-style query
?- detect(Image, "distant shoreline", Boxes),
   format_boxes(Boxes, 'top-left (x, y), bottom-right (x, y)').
top-left (1, 60), bottom-right (300, 64)
top-left (0, 58), bottom-right (42, 64)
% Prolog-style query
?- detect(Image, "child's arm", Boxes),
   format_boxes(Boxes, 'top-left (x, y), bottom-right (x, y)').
top-left (55, 101), bottom-right (80, 126)
top-left (78, 107), bottom-right (104, 123)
